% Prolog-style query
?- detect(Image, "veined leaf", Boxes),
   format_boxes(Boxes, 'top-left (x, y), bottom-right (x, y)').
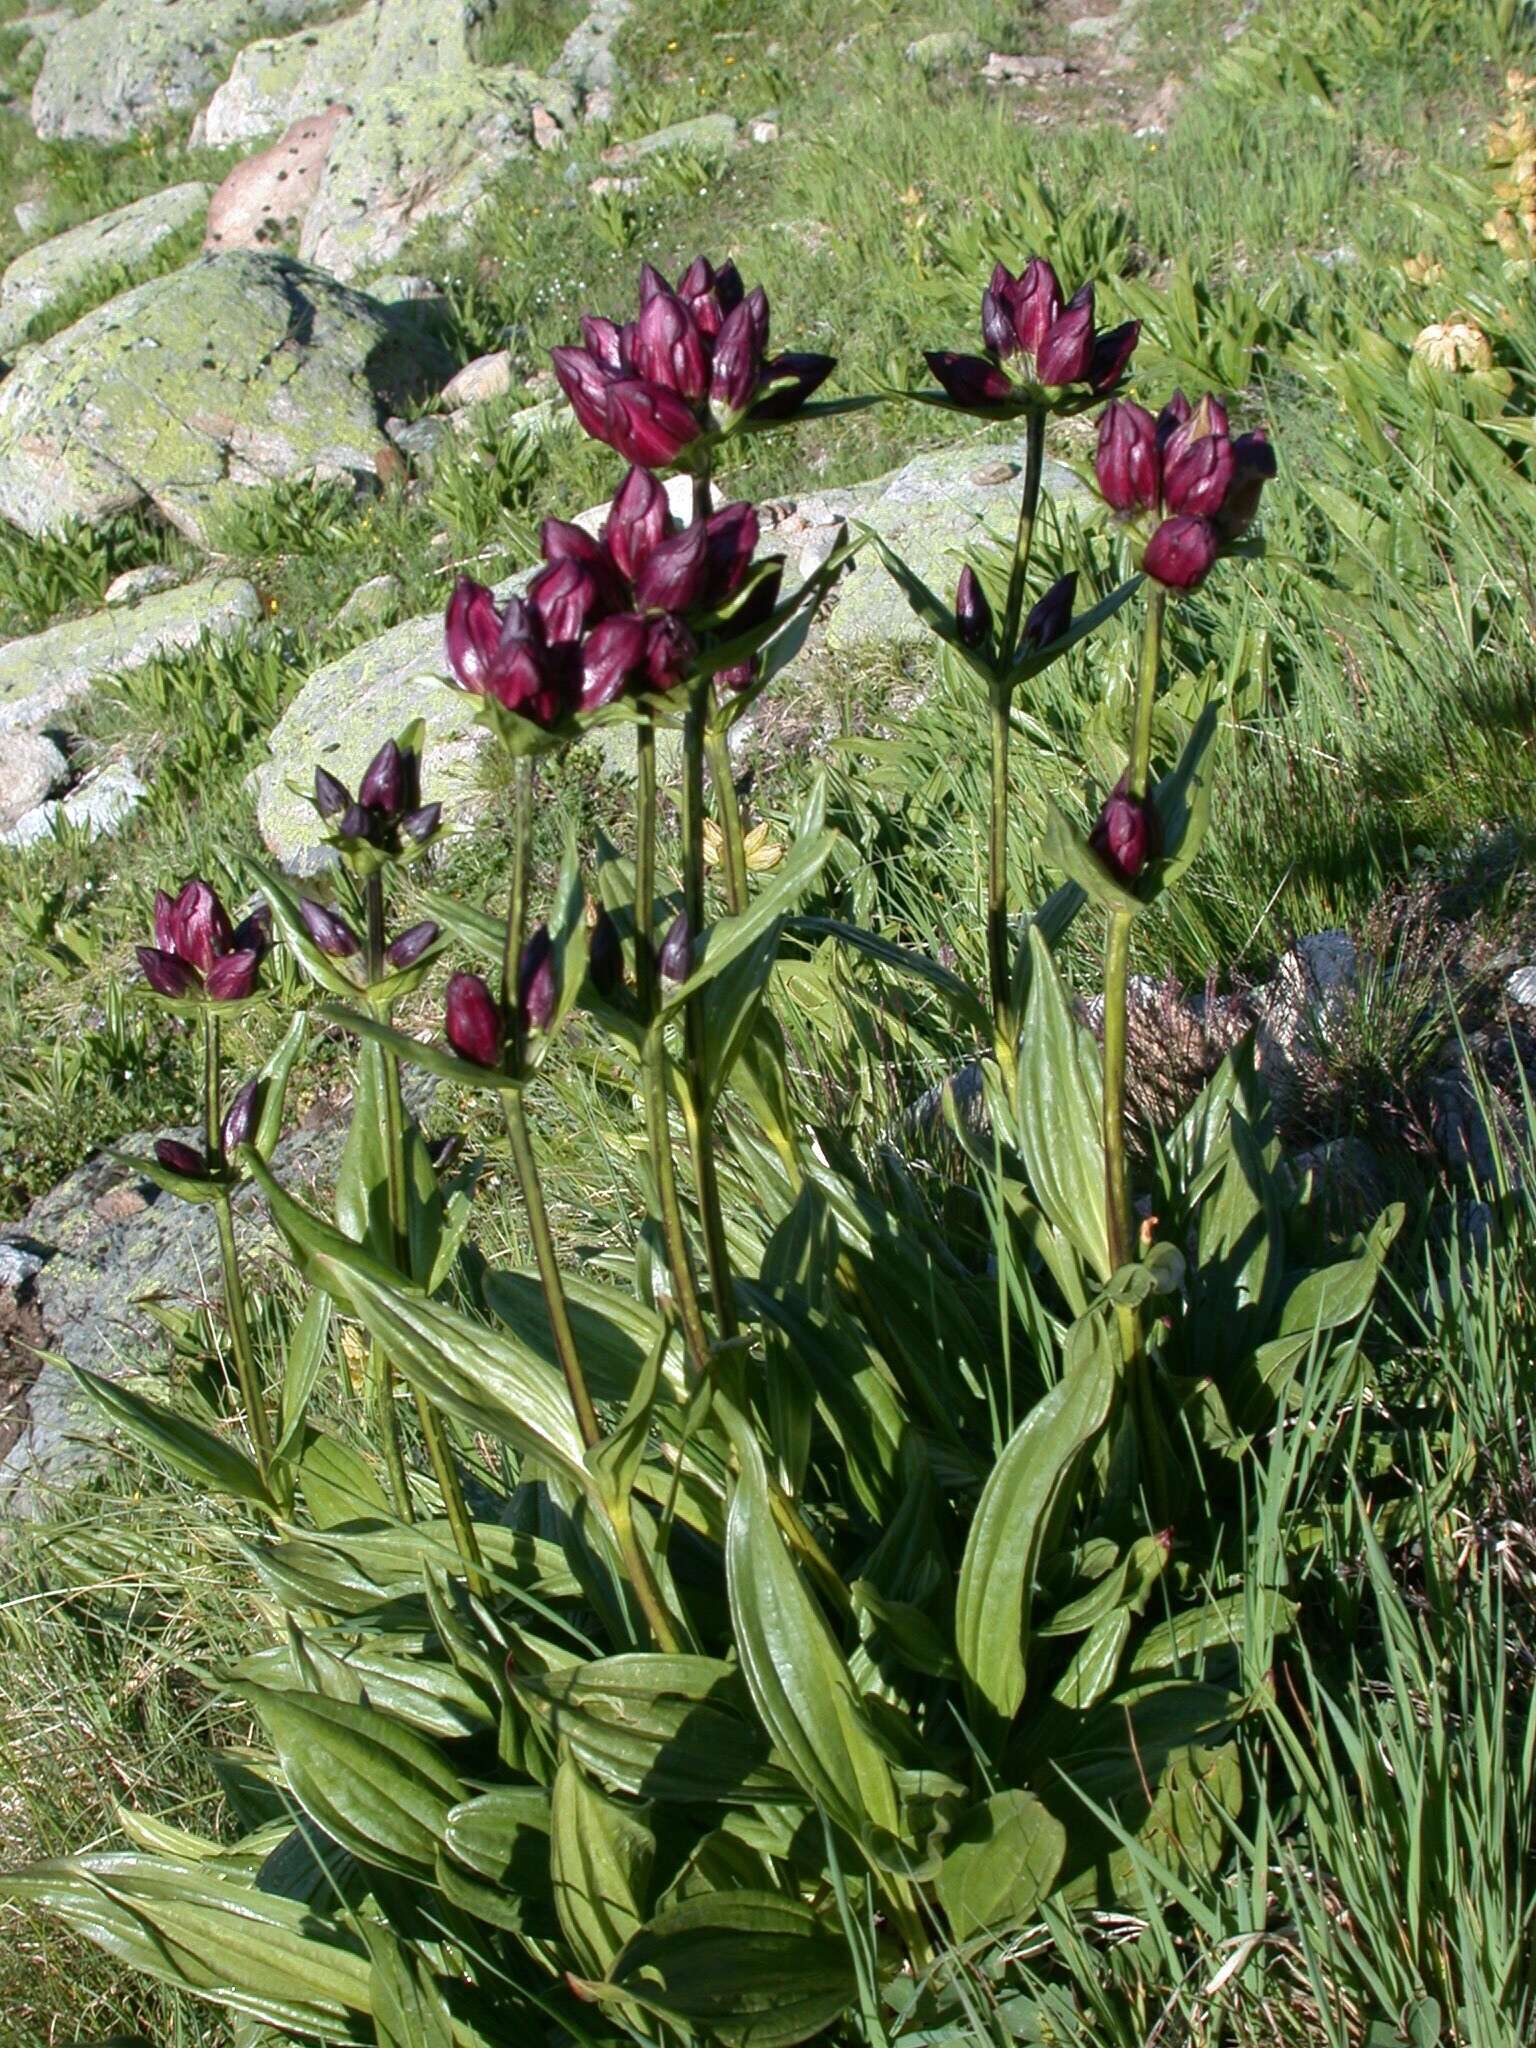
top-left (550, 1754), bottom-right (654, 1978)
top-left (662, 829), bottom-right (838, 1010)
top-left (935, 1791), bottom-right (1066, 1938)
top-left (67, 1364), bottom-right (275, 1508)
top-left (1013, 925), bottom-right (1110, 1280)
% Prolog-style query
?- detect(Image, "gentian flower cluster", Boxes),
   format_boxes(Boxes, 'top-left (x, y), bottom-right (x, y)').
top-left (295, 896), bottom-right (439, 977)
top-left (552, 256), bottom-right (834, 468)
top-left (925, 258), bottom-right (1139, 414)
top-left (445, 467), bottom-right (775, 727)
top-left (1095, 392), bottom-right (1275, 591)
top-left (312, 738), bottom-right (440, 856)
top-left (137, 879), bottom-right (266, 1003)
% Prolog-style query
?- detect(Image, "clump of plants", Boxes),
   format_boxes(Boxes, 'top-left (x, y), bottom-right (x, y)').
top-left (5, 250), bottom-right (1408, 2045)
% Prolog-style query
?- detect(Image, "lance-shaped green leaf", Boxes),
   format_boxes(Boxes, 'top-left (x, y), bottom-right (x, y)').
top-left (550, 1754), bottom-right (655, 1978)
top-left (935, 1790), bottom-right (1066, 1939)
top-left (275, 1293), bottom-right (332, 1462)
top-left (444, 1785), bottom-right (551, 1885)
top-left (237, 1683), bottom-right (462, 1877)
top-left (954, 1318), bottom-right (1116, 1741)
top-left (317, 1003), bottom-right (509, 1093)
top-left (860, 528), bottom-right (993, 680)
top-left (660, 828), bottom-right (837, 1012)
top-left (334, 1034), bottom-right (391, 1258)
top-left (1006, 574), bottom-right (1143, 688)
top-left (587, 1326), bottom-right (669, 1509)
top-left (67, 1363), bottom-right (275, 1508)
top-left (364, 1923), bottom-right (454, 2048)
top-left (723, 1411), bottom-right (902, 1850)
top-left (1013, 925), bottom-right (1110, 1279)
top-left (252, 1008), bottom-right (309, 1157)
top-left (1152, 700), bottom-right (1220, 893)
top-left (783, 915), bottom-right (989, 1033)
top-left (593, 1890), bottom-right (858, 2048)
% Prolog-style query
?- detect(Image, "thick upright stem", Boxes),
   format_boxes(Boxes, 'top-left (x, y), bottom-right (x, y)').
top-left (201, 1010), bottom-right (274, 1481)
top-left (635, 721), bottom-right (657, 1015)
top-left (705, 723), bottom-right (749, 916)
top-left (503, 758), bottom-right (532, 1016)
top-left (1128, 587), bottom-right (1166, 802)
top-left (359, 868), bottom-right (413, 1522)
top-left (1102, 911), bottom-right (1135, 1278)
top-left (681, 680), bottom-right (739, 1341)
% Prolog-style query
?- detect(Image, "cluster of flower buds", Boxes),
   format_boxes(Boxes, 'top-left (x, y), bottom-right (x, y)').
top-left (553, 257), bottom-right (834, 469)
top-left (444, 928), bottom-right (557, 1072)
top-left (137, 880), bottom-right (267, 1003)
top-left (954, 565), bottom-right (1077, 665)
top-left (295, 896), bottom-right (439, 979)
top-left (1089, 776), bottom-right (1163, 885)
top-left (154, 1077), bottom-right (262, 1179)
top-left (312, 738), bottom-right (440, 859)
top-left (445, 467), bottom-right (777, 729)
top-left (926, 258), bottom-right (1139, 415)
top-left (1095, 392), bottom-right (1275, 591)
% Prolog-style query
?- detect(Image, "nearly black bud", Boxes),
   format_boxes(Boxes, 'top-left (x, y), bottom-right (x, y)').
top-left (1020, 571), bottom-right (1076, 653)
top-left (220, 1077), bottom-right (260, 1156)
top-left (358, 738), bottom-right (404, 815)
top-left (518, 924), bottom-right (557, 1036)
top-left (955, 565), bottom-right (992, 650)
top-left (314, 766), bottom-right (351, 817)
top-left (385, 920), bottom-right (440, 971)
top-left (588, 904), bottom-right (624, 999)
top-left (659, 911), bottom-right (692, 985)
top-left (297, 896), bottom-right (361, 959)
top-left (155, 1138), bottom-right (207, 1178)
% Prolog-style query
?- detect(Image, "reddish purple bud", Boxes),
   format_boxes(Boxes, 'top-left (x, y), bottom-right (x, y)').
top-left (638, 262), bottom-right (670, 304)
top-left (955, 565), bottom-right (992, 650)
top-left (1155, 391), bottom-right (1192, 447)
top-left (580, 314), bottom-right (627, 372)
top-left (981, 274), bottom-right (1018, 359)
top-left (152, 888), bottom-right (178, 954)
top-left (445, 970), bottom-right (503, 1068)
top-left (1162, 429), bottom-right (1235, 520)
top-left (1215, 429), bottom-right (1276, 541)
top-left (386, 920), bottom-right (440, 971)
top-left (221, 1078), bottom-right (260, 1156)
top-left (1035, 285), bottom-right (1095, 386)
top-left (402, 801), bottom-right (442, 844)
top-left (1089, 319), bottom-right (1140, 394)
top-left (750, 351), bottom-right (835, 421)
top-left (580, 611), bottom-right (648, 709)
top-left (230, 905), bottom-right (271, 957)
top-left (589, 906), bottom-right (623, 998)
top-left (1096, 400), bottom-right (1159, 513)
top-left (314, 767), bottom-right (350, 817)
top-left (1020, 571), bottom-right (1076, 652)
top-left (605, 465), bottom-right (671, 584)
top-left (205, 949), bottom-right (261, 1002)
top-left (715, 657), bottom-right (757, 697)
top-left (518, 924), bottom-right (557, 1036)
top-left (703, 501), bottom-right (759, 601)
top-left (297, 897), bottom-right (359, 958)
top-left (551, 346), bottom-right (614, 440)
top-left (659, 910), bottom-right (692, 984)
top-left (174, 880), bottom-right (233, 976)
top-left (924, 350), bottom-right (1014, 408)
top-left (711, 293), bottom-right (766, 415)
top-left (605, 379), bottom-right (701, 467)
top-left (1143, 514), bottom-right (1221, 591)
top-left (156, 1138), bottom-right (207, 1177)
top-left (445, 578), bottom-right (503, 693)
top-left (137, 946), bottom-right (197, 999)
top-left (644, 613), bottom-right (697, 692)
top-left (1012, 257), bottom-right (1063, 357)
top-left (540, 516), bottom-right (624, 611)
top-left (631, 291), bottom-right (710, 404)
top-left (675, 254), bottom-right (713, 301)
top-left (634, 518), bottom-right (709, 614)
top-left (530, 559), bottom-right (603, 645)
top-left (358, 738), bottom-right (403, 815)
top-left (1089, 782), bottom-right (1161, 884)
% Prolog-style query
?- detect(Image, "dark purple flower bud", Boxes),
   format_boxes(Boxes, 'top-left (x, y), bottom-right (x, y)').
top-left (230, 904), bottom-right (271, 956)
top-left (445, 970), bottom-right (503, 1068)
top-left (1089, 779), bottom-right (1162, 884)
top-left (1162, 399), bottom-right (1236, 518)
top-left (428, 1132), bottom-right (464, 1173)
top-left (1215, 429), bottom-right (1276, 541)
top-left (605, 379), bottom-right (702, 467)
top-left (589, 905), bottom-right (623, 998)
top-left (338, 802), bottom-right (374, 843)
top-left (711, 259), bottom-right (745, 319)
top-left (530, 559), bottom-right (602, 645)
top-left (402, 802), bottom-right (442, 843)
top-left (1020, 571), bottom-right (1076, 652)
top-left (638, 261), bottom-right (670, 304)
top-left (711, 293), bottom-right (766, 416)
top-left (580, 313), bottom-right (627, 371)
top-left (1012, 257), bottom-right (1063, 357)
top-left (1096, 400), bottom-right (1160, 513)
top-left (1035, 285), bottom-right (1095, 386)
top-left (631, 291), bottom-right (710, 404)
top-left (605, 465), bottom-right (671, 584)
top-left (221, 1077), bottom-right (260, 1156)
top-left (675, 254), bottom-right (714, 302)
top-left (1143, 514), bottom-right (1221, 591)
top-left (634, 518), bottom-right (709, 614)
top-left (156, 1138), bottom-right (207, 1177)
top-left (981, 268), bottom-right (1019, 358)
top-left (205, 949), bottom-right (261, 1002)
top-left (173, 879), bottom-right (233, 976)
top-left (137, 945), bottom-right (198, 999)
top-left (580, 611), bottom-right (648, 710)
top-left (644, 613), bottom-right (697, 692)
top-left (923, 350), bottom-right (1014, 408)
top-left (703, 501), bottom-right (759, 602)
top-left (715, 657), bottom-right (758, 697)
top-left (659, 910), bottom-right (692, 984)
top-left (358, 738), bottom-right (403, 815)
top-left (551, 346), bottom-right (615, 441)
top-left (1155, 390), bottom-right (1192, 447)
top-left (518, 924), bottom-right (557, 1036)
top-left (445, 578), bottom-right (503, 694)
top-left (1089, 319), bottom-right (1140, 394)
top-left (749, 351), bottom-right (835, 421)
top-left (314, 766), bottom-right (350, 818)
top-left (386, 919), bottom-right (440, 971)
top-left (540, 516), bottom-right (625, 611)
top-left (955, 565), bottom-right (992, 649)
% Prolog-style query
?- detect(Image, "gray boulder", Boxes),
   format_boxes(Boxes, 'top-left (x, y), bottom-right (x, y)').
top-left (0, 252), bottom-right (449, 543)
top-left (31, 0), bottom-right (332, 143)
top-left (0, 575), bottom-right (260, 731)
top-left (0, 180), bottom-right (209, 352)
top-left (204, 105), bottom-right (349, 253)
top-left (0, 728), bottom-right (68, 827)
top-left (2, 755), bottom-right (149, 848)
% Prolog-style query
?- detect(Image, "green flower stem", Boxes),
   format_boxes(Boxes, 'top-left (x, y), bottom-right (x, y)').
top-left (635, 720), bottom-right (658, 1014)
top-left (503, 757), bottom-right (533, 1017)
top-left (202, 1010), bottom-right (274, 1484)
top-left (1128, 585), bottom-right (1166, 802)
top-left (361, 869), bottom-right (414, 1524)
top-left (989, 404), bottom-right (1047, 1079)
top-left (705, 722), bottom-right (749, 916)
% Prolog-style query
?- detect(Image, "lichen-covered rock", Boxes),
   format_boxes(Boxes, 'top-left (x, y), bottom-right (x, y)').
top-left (0, 181), bottom-right (209, 351)
top-left (0, 727), bottom-right (67, 827)
top-left (299, 70), bottom-right (573, 280)
top-left (31, 0), bottom-right (331, 143)
top-left (0, 252), bottom-right (449, 543)
top-left (2, 755), bottom-right (148, 848)
top-left (601, 112), bottom-right (739, 166)
top-left (204, 105), bottom-right (349, 253)
top-left (553, 0), bottom-right (632, 100)
top-left (0, 575), bottom-right (261, 730)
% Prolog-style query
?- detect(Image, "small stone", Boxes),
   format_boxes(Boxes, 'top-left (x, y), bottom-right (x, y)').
top-left (104, 563), bottom-right (183, 604)
top-left (441, 350), bottom-right (514, 409)
top-left (582, 86), bottom-right (615, 125)
top-left (982, 51), bottom-right (1070, 80)
top-left (601, 113), bottom-right (739, 167)
top-left (2, 757), bottom-right (147, 848)
top-left (335, 573), bottom-right (400, 632)
top-left (589, 174), bottom-right (642, 197)
top-left (905, 30), bottom-right (983, 71)
top-left (92, 1186), bottom-right (146, 1224)
top-left (0, 1241), bottom-right (44, 1290)
top-left (1505, 966), bottom-right (1536, 1006)
top-left (531, 103), bottom-right (564, 150)
top-left (12, 199), bottom-right (48, 237)
top-left (367, 273), bottom-right (441, 304)
top-left (969, 460), bottom-right (1019, 486)
top-left (748, 117), bottom-right (780, 144)
top-left (0, 728), bottom-right (67, 827)
top-left (386, 415), bottom-right (450, 472)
